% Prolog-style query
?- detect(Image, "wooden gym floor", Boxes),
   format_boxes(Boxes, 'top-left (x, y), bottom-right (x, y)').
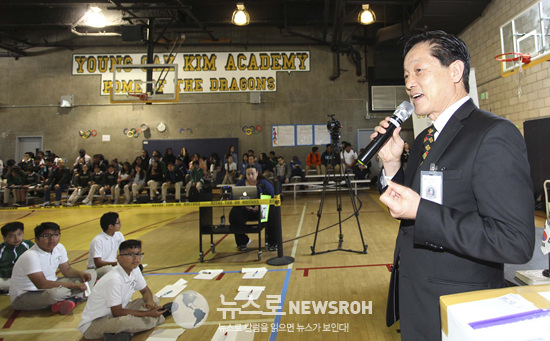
top-left (0, 189), bottom-right (545, 341)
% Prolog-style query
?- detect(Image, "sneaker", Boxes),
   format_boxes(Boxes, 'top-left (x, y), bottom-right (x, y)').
top-left (54, 201), bottom-right (60, 206)
top-left (65, 202), bottom-right (73, 206)
top-left (82, 198), bottom-right (90, 204)
top-left (41, 201), bottom-right (51, 207)
top-left (161, 302), bottom-right (173, 318)
top-left (162, 200), bottom-right (166, 204)
top-left (51, 297), bottom-right (82, 315)
top-left (13, 202), bottom-right (20, 207)
top-left (85, 201), bottom-right (92, 206)
top-left (132, 197), bottom-right (137, 203)
top-left (266, 243), bottom-right (278, 252)
top-left (237, 238), bottom-right (251, 251)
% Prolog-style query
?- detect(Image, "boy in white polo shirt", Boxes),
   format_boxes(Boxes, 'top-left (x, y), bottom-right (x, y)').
top-left (9, 222), bottom-right (97, 315)
top-left (87, 212), bottom-right (125, 279)
top-left (78, 239), bottom-right (171, 339)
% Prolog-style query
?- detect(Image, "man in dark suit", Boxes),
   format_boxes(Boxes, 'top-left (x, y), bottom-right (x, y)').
top-left (374, 31), bottom-right (535, 340)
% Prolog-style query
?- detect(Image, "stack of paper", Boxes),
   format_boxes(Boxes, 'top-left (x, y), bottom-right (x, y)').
top-left (194, 269), bottom-right (224, 280)
top-left (242, 267), bottom-right (268, 279)
top-left (235, 286), bottom-right (265, 301)
top-left (155, 278), bottom-right (188, 298)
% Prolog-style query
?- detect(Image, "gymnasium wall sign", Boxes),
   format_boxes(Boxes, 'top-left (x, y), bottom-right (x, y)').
top-left (72, 51), bottom-right (310, 95)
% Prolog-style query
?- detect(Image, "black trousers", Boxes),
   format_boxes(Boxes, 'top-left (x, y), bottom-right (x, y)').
top-left (229, 205), bottom-right (277, 246)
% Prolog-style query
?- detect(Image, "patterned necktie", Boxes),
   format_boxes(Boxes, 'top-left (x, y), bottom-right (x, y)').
top-left (421, 126), bottom-right (436, 164)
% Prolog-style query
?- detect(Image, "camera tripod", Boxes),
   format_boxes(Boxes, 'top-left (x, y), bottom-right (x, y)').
top-left (310, 123), bottom-right (368, 255)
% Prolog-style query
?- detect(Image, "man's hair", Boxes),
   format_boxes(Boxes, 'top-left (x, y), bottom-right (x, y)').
top-left (1, 222), bottom-right (24, 237)
top-left (34, 222), bottom-right (60, 238)
top-left (192, 160), bottom-right (199, 166)
top-left (312, 146), bottom-right (319, 152)
top-left (402, 30), bottom-right (470, 93)
top-left (277, 156), bottom-right (284, 160)
top-left (100, 212), bottom-right (119, 232)
top-left (119, 239), bottom-right (141, 252)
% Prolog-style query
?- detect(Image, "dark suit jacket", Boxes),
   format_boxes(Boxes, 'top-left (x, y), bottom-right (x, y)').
top-left (385, 99), bottom-right (535, 340)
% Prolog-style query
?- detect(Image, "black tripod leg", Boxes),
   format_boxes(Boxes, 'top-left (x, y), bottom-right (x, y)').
top-left (344, 173), bottom-right (368, 253)
top-left (310, 174), bottom-right (330, 255)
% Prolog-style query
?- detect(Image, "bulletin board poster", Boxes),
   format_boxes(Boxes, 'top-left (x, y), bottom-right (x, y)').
top-left (296, 125), bottom-right (313, 146)
top-left (272, 125), bottom-right (296, 147)
top-left (314, 124), bottom-right (331, 145)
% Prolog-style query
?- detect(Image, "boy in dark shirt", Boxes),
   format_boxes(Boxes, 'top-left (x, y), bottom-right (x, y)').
top-left (161, 162), bottom-right (185, 203)
top-left (0, 222), bottom-right (34, 292)
top-left (100, 164), bottom-right (118, 203)
top-left (42, 159), bottom-right (71, 206)
top-left (83, 165), bottom-right (105, 206)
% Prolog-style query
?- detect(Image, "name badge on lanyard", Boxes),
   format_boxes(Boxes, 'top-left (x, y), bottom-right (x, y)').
top-left (421, 163), bottom-right (443, 204)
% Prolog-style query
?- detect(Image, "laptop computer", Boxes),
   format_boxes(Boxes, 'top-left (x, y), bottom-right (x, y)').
top-left (232, 186), bottom-right (258, 200)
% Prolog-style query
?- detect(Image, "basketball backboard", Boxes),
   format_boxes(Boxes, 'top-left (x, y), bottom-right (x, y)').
top-left (498, 0), bottom-right (550, 77)
top-left (109, 63), bottom-right (179, 103)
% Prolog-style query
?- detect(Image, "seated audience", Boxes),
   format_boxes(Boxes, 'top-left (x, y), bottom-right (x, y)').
top-left (146, 161), bottom-right (164, 202)
top-left (82, 164), bottom-right (105, 205)
top-left (163, 147), bottom-right (176, 166)
top-left (185, 160), bottom-right (204, 199)
top-left (161, 162), bottom-right (185, 203)
top-left (78, 239), bottom-right (170, 340)
top-left (130, 164), bottom-right (146, 203)
top-left (9, 222), bottom-right (97, 314)
top-left (275, 156), bottom-right (291, 194)
top-left (100, 164), bottom-right (118, 203)
top-left (320, 144), bottom-right (341, 175)
top-left (258, 152), bottom-right (274, 178)
top-left (0, 222), bottom-right (34, 292)
top-left (7, 166), bottom-right (26, 207)
top-left (290, 156), bottom-right (305, 181)
top-left (67, 164), bottom-right (92, 206)
top-left (87, 212), bottom-right (125, 279)
top-left (222, 155), bottom-right (237, 184)
top-left (42, 159), bottom-right (71, 207)
top-left (305, 146), bottom-right (321, 175)
top-left (114, 162), bottom-right (132, 204)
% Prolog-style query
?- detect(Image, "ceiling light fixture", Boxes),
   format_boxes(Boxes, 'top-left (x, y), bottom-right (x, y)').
top-left (232, 3), bottom-right (250, 26)
top-left (85, 6), bottom-right (108, 28)
top-left (359, 4), bottom-right (376, 25)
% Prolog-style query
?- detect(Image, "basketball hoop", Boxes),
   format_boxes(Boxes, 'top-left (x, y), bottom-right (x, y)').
top-left (495, 52), bottom-right (530, 98)
top-left (494, 52), bottom-right (531, 64)
top-left (129, 92), bottom-right (148, 111)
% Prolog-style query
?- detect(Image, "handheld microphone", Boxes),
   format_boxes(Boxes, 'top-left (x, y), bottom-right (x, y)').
top-left (357, 101), bottom-right (415, 166)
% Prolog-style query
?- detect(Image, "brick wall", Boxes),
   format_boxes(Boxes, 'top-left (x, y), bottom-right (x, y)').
top-left (460, 0), bottom-right (550, 134)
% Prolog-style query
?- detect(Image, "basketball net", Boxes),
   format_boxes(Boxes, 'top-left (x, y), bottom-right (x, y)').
top-left (129, 93), bottom-right (148, 111)
top-left (514, 62), bottom-right (524, 98)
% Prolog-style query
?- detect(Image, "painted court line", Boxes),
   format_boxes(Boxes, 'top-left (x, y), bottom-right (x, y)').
top-left (296, 263), bottom-right (392, 276)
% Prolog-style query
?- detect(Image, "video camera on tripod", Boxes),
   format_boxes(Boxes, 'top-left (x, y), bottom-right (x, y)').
top-left (327, 114), bottom-right (342, 142)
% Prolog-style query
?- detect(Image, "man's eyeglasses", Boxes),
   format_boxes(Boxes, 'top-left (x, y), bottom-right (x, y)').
top-left (39, 233), bottom-right (61, 239)
top-left (119, 252), bottom-right (144, 258)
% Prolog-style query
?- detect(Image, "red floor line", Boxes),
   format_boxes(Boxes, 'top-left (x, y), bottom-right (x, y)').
top-left (184, 265), bottom-right (196, 273)
top-left (202, 234), bottom-right (229, 257)
top-left (296, 263), bottom-right (393, 277)
top-left (216, 273), bottom-right (225, 280)
top-left (16, 210), bottom-right (35, 220)
top-left (2, 310), bottom-right (20, 329)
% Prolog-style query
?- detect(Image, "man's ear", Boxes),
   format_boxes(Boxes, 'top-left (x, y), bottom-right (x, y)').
top-left (449, 59), bottom-right (465, 85)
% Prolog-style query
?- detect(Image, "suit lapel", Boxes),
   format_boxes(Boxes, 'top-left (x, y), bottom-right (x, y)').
top-left (406, 99), bottom-right (476, 190)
